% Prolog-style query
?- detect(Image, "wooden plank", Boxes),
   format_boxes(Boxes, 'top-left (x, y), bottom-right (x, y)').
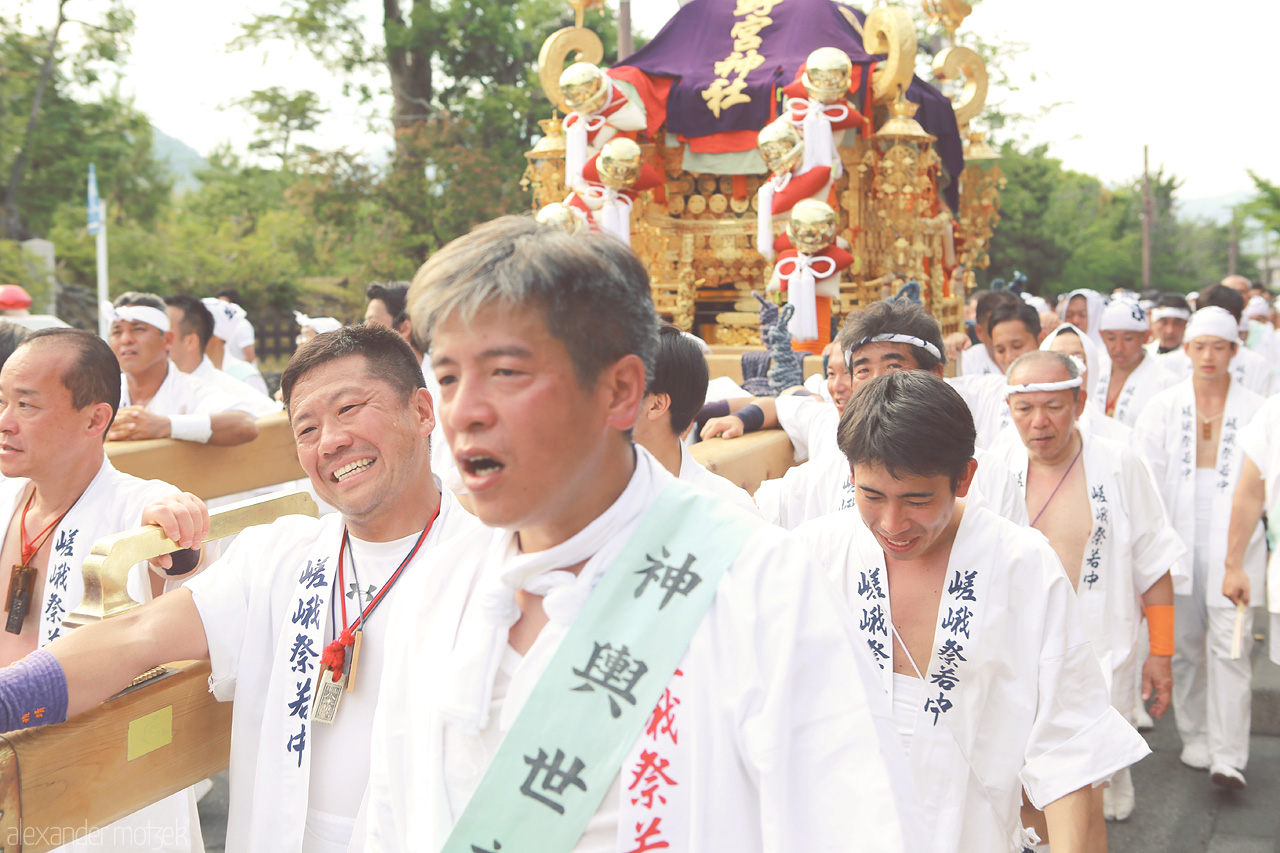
top-left (691, 430), bottom-right (797, 495)
top-left (106, 411), bottom-right (303, 501)
top-left (0, 661), bottom-right (233, 853)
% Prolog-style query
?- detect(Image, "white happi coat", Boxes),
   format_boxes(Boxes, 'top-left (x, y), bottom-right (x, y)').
top-left (990, 431), bottom-right (1186, 706)
top-left (120, 361), bottom-right (261, 417)
top-left (1135, 380), bottom-right (1267, 604)
top-left (757, 444), bottom-right (1027, 531)
top-left (794, 505), bottom-right (1150, 853)
top-left (774, 393), bottom-right (838, 463)
top-left (192, 354), bottom-right (282, 418)
top-left (1092, 352), bottom-right (1179, 427)
top-left (184, 489), bottom-right (481, 852)
top-left (0, 460), bottom-right (199, 853)
top-left (363, 448), bottom-right (923, 852)
top-left (946, 373), bottom-right (1012, 450)
top-left (960, 342), bottom-right (1000, 376)
top-left (676, 442), bottom-right (759, 516)
top-left (1239, 396), bottom-right (1280, 651)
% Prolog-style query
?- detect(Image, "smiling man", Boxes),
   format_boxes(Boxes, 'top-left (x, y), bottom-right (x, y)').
top-left (364, 215), bottom-right (921, 852)
top-left (1135, 306), bottom-right (1267, 789)
top-left (106, 292), bottom-right (259, 446)
top-left (0, 324), bottom-right (483, 851)
top-left (990, 350), bottom-right (1182, 827)
top-left (794, 371), bottom-right (1150, 853)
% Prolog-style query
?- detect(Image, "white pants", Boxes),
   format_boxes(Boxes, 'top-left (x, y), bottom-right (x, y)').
top-left (1172, 589), bottom-right (1253, 770)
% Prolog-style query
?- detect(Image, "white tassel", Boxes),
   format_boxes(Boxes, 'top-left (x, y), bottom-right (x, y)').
top-left (565, 117), bottom-right (589, 192)
top-left (789, 98), bottom-right (849, 179)
top-left (778, 253), bottom-right (836, 342)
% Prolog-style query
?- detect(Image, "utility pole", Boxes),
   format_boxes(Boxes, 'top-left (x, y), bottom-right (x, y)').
top-left (1141, 145), bottom-right (1152, 289)
top-left (1229, 213), bottom-right (1238, 276)
top-left (618, 1), bottom-right (634, 61)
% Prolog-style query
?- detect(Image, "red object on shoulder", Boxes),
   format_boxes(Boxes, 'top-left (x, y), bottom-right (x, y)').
top-left (771, 166), bottom-right (832, 215)
top-left (608, 66), bottom-right (674, 140)
top-left (0, 285), bottom-right (32, 311)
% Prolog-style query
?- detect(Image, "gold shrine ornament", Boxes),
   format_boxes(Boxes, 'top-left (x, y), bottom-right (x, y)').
top-left (802, 47), bottom-right (853, 105)
top-left (757, 117), bottom-right (804, 176)
top-left (560, 62), bottom-right (609, 115)
top-left (597, 137), bottom-right (643, 190)
top-left (787, 199), bottom-right (838, 255)
top-left (536, 202), bottom-right (585, 234)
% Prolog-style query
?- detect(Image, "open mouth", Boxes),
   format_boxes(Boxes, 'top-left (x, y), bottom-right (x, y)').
top-left (880, 533), bottom-right (917, 553)
top-left (333, 457), bottom-right (374, 482)
top-left (460, 454), bottom-right (505, 478)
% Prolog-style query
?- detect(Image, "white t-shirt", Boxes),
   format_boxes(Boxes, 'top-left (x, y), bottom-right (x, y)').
top-left (307, 531), bottom-right (421, 830)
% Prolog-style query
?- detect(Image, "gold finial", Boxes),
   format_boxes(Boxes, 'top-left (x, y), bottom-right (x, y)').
top-left (787, 200), bottom-right (839, 255)
top-left (536, 202), bottom-right (586, 233)
top-left (802, 47), bottom-right (853, 105)
top-left (560, 62), bottom-right (609, 115)
top-left (963, 129), bottom-right (1000, 161)
top-left (875, 90), bottom-right (936, 142)
top-left (528, 115), bottom-right (567, 160)
top-left (597, 138), bottom-right (643, 190)
top-left (757, 118), bottom-right (804, 176)
top-left (921, 0), bottom-right (973, 43)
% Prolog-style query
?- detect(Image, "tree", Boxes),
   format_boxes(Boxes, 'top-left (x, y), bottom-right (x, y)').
top-left (235, 87), bottom-right (328, 168)
top-left (0, 1), bottom-right (139, 239)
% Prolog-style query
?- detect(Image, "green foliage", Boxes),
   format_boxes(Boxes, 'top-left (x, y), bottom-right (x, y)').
top-left (234, 88), bottom-right (328, 167)
top-left (983, 143), bottom-right (1255, 296)
top-left (1245, 171), bottom-right (1280, 241)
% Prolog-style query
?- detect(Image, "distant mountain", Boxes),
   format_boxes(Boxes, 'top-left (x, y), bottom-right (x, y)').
top-left (151, 126), bottom-right (207, 194)
top-left (1178, 191), bottom-right (1252, 225)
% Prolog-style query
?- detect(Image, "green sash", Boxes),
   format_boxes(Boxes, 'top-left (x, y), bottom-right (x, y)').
top-left (443, 480), bottom-right (757, 853)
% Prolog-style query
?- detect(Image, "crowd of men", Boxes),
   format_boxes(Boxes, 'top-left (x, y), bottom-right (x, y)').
top-left (0, 220), bottom-right (1274, 853)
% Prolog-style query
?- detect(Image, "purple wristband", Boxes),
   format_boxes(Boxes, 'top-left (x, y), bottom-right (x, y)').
top-left (0, 648), bottom-right (69, 731)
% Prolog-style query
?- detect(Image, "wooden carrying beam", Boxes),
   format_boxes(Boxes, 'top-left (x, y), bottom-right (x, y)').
top-left (691, 430), bottom-right (797, 495)
top-left (106, 410), bottom-right (303, 502)
top-left (0, 491), bottom-right (319, 853)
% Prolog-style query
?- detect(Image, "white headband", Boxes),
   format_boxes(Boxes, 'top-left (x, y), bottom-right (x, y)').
top-left (1245, 296), bottom-right (1272, 319)
top-left (1150, 307), bottom-right (1190, 322)
top-left (1185, 306), bottom-right (1239, 344)
top-left (846, 334), bottom-right (944, 367)
top-left (293, 311), bottom-right (343, 335)
top-left (105, 302), bottom-right (170, 333)
top-left (1005, 374), bottom-right (1083, 397)
top-left (1099, 299), bottom-right (1148, 332)
top-left (202, 297), bottom-right (246, 341)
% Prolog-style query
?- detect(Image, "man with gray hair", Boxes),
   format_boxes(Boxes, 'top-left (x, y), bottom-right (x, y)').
top-left (989, 350), bottom-right (1182, 826)
top-left (365, 215), bottom-right (922, 851)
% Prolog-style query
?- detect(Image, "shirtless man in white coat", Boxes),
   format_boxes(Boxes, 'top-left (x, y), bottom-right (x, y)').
top-left (793, 371), bottom-right (1149, 853)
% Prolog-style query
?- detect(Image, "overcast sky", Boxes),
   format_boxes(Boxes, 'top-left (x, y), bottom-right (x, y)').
top-left (41, 0), bottom-right (1280, 205)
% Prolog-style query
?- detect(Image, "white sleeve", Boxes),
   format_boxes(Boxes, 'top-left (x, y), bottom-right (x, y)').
top-left (774, 396), bottom-right (837, 461)
top-left (1121, 454), bottom-right (1186, 594)
top-left (1020, 550), bottom-right (1151, 808)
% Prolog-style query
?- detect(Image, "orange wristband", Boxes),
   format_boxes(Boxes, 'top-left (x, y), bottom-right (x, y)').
top-left (1145, 605), bottom-right (1175, 656)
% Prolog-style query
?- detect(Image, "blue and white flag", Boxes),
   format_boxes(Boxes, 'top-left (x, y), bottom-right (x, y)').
top-left (87, 163), bottom-right (102, 235)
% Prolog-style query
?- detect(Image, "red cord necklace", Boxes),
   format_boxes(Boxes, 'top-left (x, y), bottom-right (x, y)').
top-left (6, 489), bottom-right (76, 634)
top-left (318, 502), bottom-right (441, 693)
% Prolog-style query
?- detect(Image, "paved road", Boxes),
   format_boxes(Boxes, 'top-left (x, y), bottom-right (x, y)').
top-left (1109, 709), bottom-right (1280, 853)
top-left (194, 697), bottom-right (1280, 852)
